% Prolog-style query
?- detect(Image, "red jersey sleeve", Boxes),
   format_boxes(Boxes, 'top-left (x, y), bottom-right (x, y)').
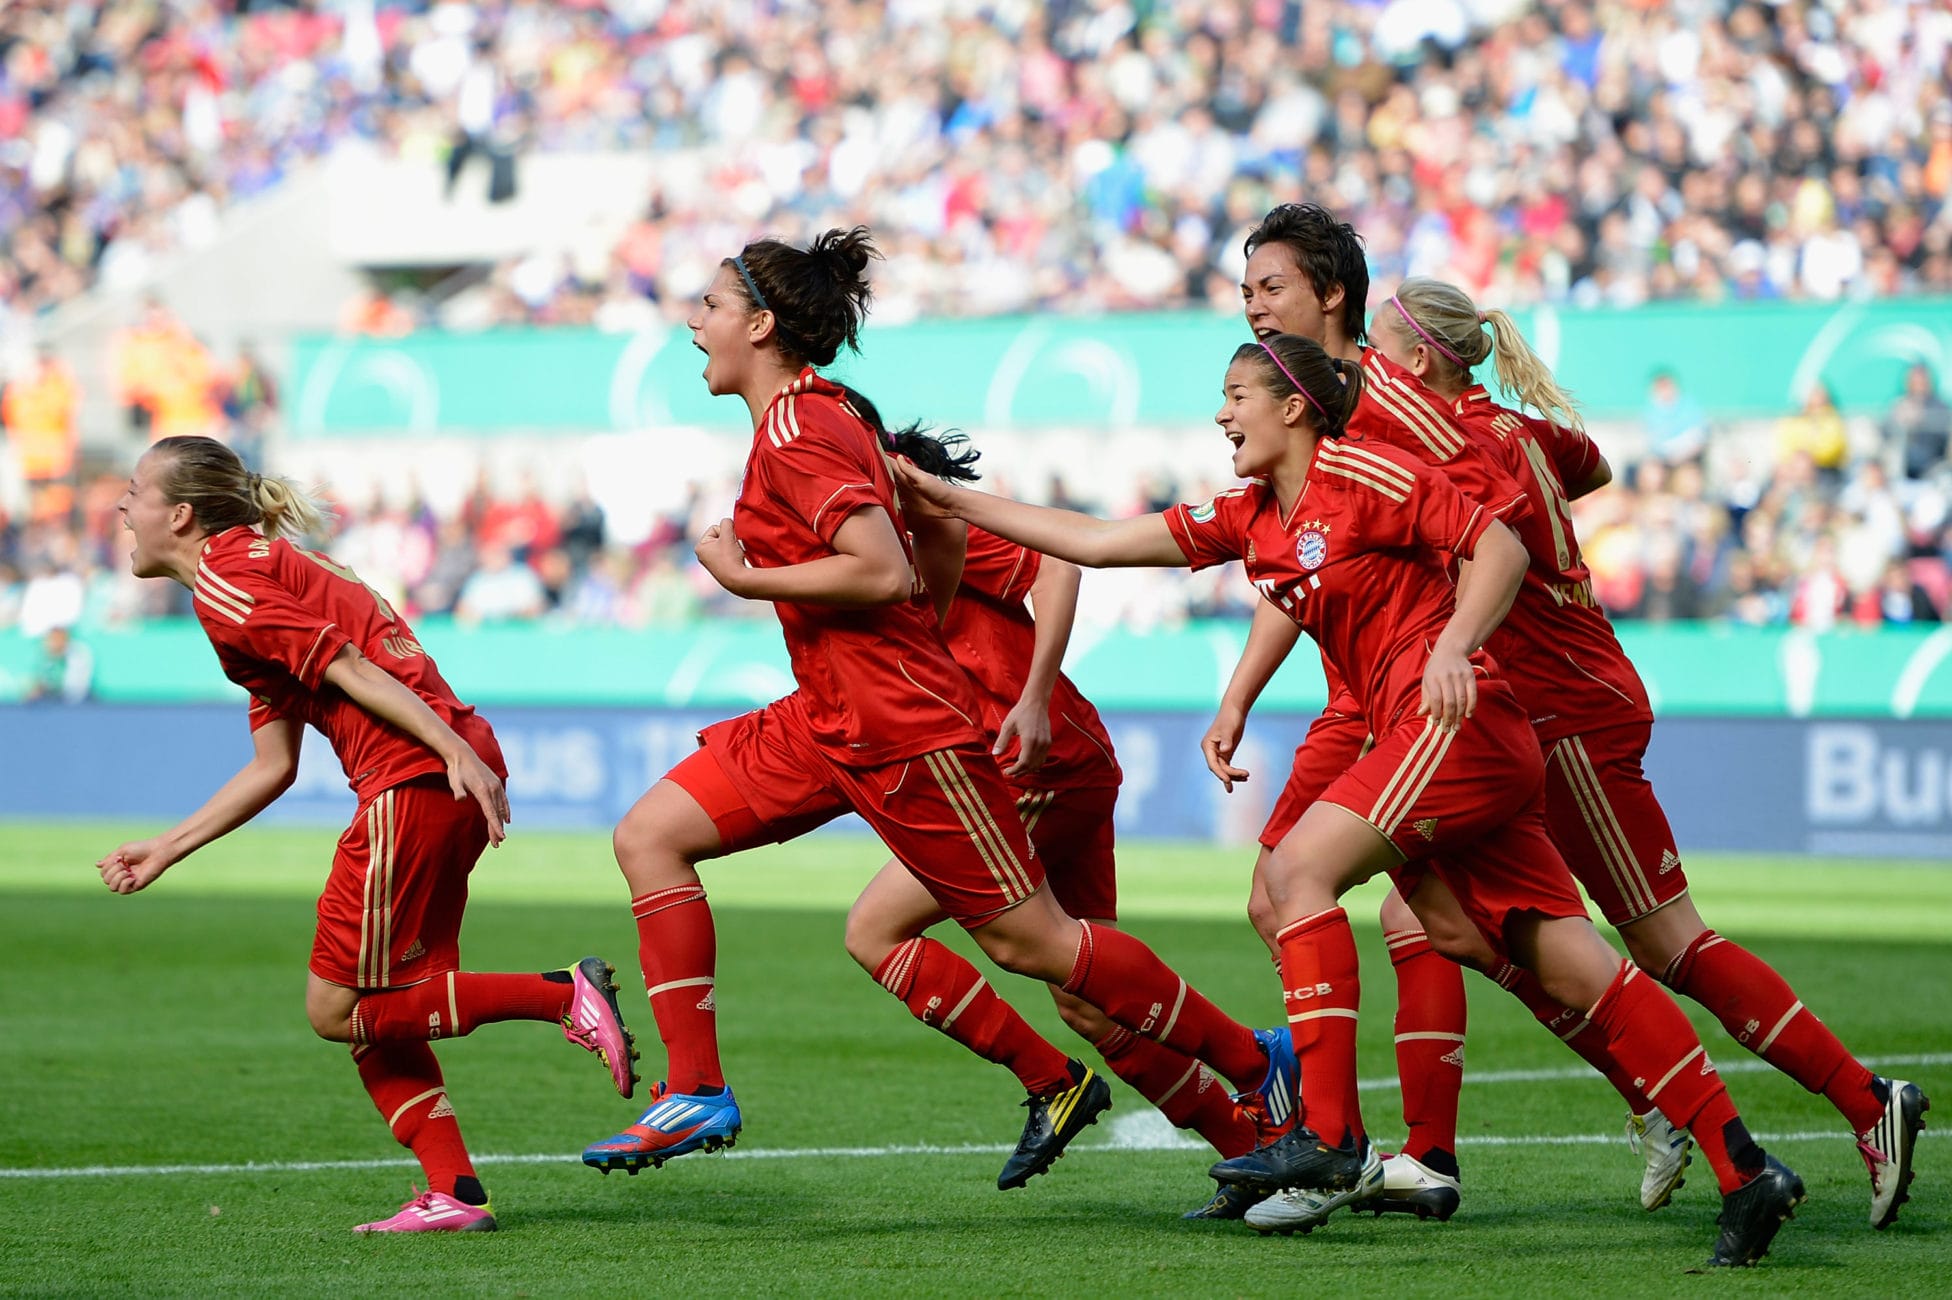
top-left (1163, 488), bottom-right (1254, 570)
top-left (959, 526), bottom-right (1039, 602)
top-left (196, 557), bottom-right (352, 691)
top-left (1532, 415), bottom-right (1603, 487)
top-left (1439, 441), bottom-right (1534, 527)
top-left (1333, 441), bottom-right (1498, 561)
top-left (751, 394), bottom-right (888, 544)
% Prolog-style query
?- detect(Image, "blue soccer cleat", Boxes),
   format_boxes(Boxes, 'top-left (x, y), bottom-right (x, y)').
top-left (1235, 1026), bottom-right (1299, 1144)
top-left (583, 1082), bottom-right (742, 1174)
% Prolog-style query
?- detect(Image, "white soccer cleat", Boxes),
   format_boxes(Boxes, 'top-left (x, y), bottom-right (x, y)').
top-left (1371, 1150), bottom-right (1461, 1221)
top-left (1860, 1077), bottom-right (1929, 1230)
top-left (1244, 1142), bottom-right (1384, 1235)
top-left (1626, 1108), bottom-right (1693, 1211)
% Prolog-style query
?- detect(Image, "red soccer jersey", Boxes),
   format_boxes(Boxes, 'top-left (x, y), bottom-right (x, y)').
top-left (1351, 347), bottom-right (1532, 531)
top-left (940, 526), bottom-right (1120, 790)
top-left (1165, 439), bottom-right (1501, 735)
top-left (1449, 388), bottom-right (1653, 739)
top-left (192, 526), bottom-right (504, 800)
top-left (732, 368), bottom-right (987, 765)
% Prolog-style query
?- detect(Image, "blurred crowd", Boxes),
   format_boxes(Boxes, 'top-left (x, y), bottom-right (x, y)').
top-left (3, 0), bottom-right (1951, 330)
top-left (5, 363), bottom-right (1949, 650)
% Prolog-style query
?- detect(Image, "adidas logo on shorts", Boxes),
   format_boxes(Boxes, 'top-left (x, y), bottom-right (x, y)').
top-left (1413, 818), bottom-right (1440, 841)
top-left (1658, 851), bottom-right (1681, 875)
top-left (400, 939), bottom-right (426, 963)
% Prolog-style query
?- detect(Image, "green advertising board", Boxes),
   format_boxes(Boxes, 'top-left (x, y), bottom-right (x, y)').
top-left (288, 299), bottom-right (1952, 437)
top-left (6, 622), bottom-right (1951, 718)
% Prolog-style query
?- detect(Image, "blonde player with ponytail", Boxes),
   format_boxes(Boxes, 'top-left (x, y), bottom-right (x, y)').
top-left (98, 435), bottom-right (641, 1234)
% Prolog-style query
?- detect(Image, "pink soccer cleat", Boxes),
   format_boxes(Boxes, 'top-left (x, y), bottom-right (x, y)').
top-left (563, 956), bottom-right (641, 1099)
top-left (353, 1189), bottom-right (497, 1234)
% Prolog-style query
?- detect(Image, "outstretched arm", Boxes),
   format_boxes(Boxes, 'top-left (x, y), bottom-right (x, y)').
top-left (322, 645), bottom-right (508, 844)
top-left (891, 460), bottom-right (1185, 568)
top-left (1202, 596), bottom-right (1302, 791)
top-left (98, 718), bottom-right (302, 893)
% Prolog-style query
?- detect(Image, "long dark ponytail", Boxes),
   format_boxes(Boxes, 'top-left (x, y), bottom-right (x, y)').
top-left (839, 385), bottom-right (981, 483)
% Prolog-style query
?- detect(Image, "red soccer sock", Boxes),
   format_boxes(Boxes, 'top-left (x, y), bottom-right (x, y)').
top-left (1387, 930), bottom-right (1464, 1168)
top-left (349, 971), bottom-right (572, 1044)
top-left (1489, 960), bottom-right (1654, 1113)
top-left (1277, 908), bottom-right (1364, 1150)
top-left (354, 1042), bottom-right (475, 1198)
top-left (1587, 961), bottom-right (1765, 1194)
top-left (1663, 929), bottom-right (1883, 1134)
top-left (872, 937), bottom-right (1074, 1096)
top-left (1062, 921), bottom-right (1264, 1090)
top-left (1093, 1024), bottom-right (1257, 1158)
top-left (632, 885), bottom-right (724, 1093)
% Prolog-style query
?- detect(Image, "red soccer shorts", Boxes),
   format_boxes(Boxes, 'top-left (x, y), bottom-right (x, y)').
top-left (1541, 722), bottom-right (1689, 926)
top-left (1314, 686), bottom-right (1588, 950)
top-left (673, 693), bottom-right (1048, 928)
top-left (1260, 707), bottom-right (1370, 850)
top-left (311, 776), bottom-right (487, 990)
top-left (1015, 783), bottom-right (1118, 921)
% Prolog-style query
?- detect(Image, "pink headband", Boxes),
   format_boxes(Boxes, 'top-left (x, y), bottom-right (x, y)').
top-left (1259, 340), bottom-right (1331, 421)
top-left (1390, 295), bottom-right (1469, 368)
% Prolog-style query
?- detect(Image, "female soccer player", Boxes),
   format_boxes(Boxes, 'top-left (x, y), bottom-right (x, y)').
top-left (895, 333), bottom-right (1805, 1268)
top-left (579, 228), bottom-right (1294, 1192)
top-left (97, 435), bottom-right (638, 1234)
top-left (1366, 276), bottom-right (1927, 1232)
top-left (836, 390), bottom-right (1258, 1195)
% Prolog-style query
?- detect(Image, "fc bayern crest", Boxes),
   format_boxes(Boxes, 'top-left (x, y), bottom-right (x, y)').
top-left (1295, 519), bottom-right (1331, 570)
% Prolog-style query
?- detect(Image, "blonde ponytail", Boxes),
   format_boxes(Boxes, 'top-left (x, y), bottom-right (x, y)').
top-left (1481, 308), bottom-right (1582, 433)
top-left (150, 436), bottom-right (332, 541)
top-left (253, 472), bottom-right (330, 541)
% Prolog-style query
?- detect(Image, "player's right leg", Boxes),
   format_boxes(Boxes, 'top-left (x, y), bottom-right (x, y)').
top-left (845, 856), bottom-right (1104, 1188)
top-left (845, 743), bottom-right (1288, 1171)
top-left (1546, 725), bottom-right (1916, 1226)
top-left (1401, 871), bottom-right (1691, 1212)
top-left (305, 784), bottom-right (642, 1097)
top-left (1506, 906), bottom-right (1804, 1267)
top-left (582, 774), bottom-right (742, 1173)
top-left (1028, 786), bottom-right (1258, 1179)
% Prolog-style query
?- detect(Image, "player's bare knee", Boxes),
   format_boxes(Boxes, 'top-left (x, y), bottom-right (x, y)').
top-left (841, 903), bottom-right (898, 974)
top-left (305, 998), bottom-right (353, 1042)
top-left (1245, 890), bottom-right (1281, 952)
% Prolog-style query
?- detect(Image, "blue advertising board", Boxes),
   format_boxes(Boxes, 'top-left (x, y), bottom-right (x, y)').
top-left (3, 705), bottom-right (1948, 860)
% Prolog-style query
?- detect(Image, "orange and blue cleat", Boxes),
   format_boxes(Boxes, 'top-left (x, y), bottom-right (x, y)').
top-left (583, 1082), bottom-right (743, 1174)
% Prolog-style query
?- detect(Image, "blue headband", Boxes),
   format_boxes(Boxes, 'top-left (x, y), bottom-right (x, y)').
top-left (732, 256), bottom-right (769, 311)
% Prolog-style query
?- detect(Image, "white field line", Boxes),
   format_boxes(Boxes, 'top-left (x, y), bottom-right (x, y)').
top-left (4, 1052), bottom-right (1945, 1182)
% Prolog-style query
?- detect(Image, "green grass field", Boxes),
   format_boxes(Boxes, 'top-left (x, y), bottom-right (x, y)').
top-left (3, 822), bottom-right (1947, 1297)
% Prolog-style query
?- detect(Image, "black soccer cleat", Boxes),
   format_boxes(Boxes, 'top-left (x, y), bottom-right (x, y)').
top-left (1209, 1127), bottom-right (1368, 1194)
top-left (997, 1063), bottom-right (1112, 1190)
top-left (1703, 1155), bottom-right (1805, 1268)
top-left (1182, 1180), bottom-right (1270, 1220)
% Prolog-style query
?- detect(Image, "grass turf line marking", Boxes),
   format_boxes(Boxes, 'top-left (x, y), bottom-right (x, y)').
top-left (6, 1052), bottom-right (1944, 1181)
top-left (2, 1129), bottom-right (1944, 1180)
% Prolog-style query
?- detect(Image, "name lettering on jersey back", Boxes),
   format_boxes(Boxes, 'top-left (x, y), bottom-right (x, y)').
top-left (1542, 576), bottom-right (1599, 609)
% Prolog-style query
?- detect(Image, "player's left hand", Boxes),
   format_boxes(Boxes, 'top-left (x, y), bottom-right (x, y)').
top-left (1418, 646), bottom-right (1477, 731)
top-left (97, 838), bottom-right (175, 894)
top-left (446, 749), bottom-right (511, 846)
top-left (695, 517), bottom-right (749, 594)
top-left (994, 697), bottom-right (1053, 777)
